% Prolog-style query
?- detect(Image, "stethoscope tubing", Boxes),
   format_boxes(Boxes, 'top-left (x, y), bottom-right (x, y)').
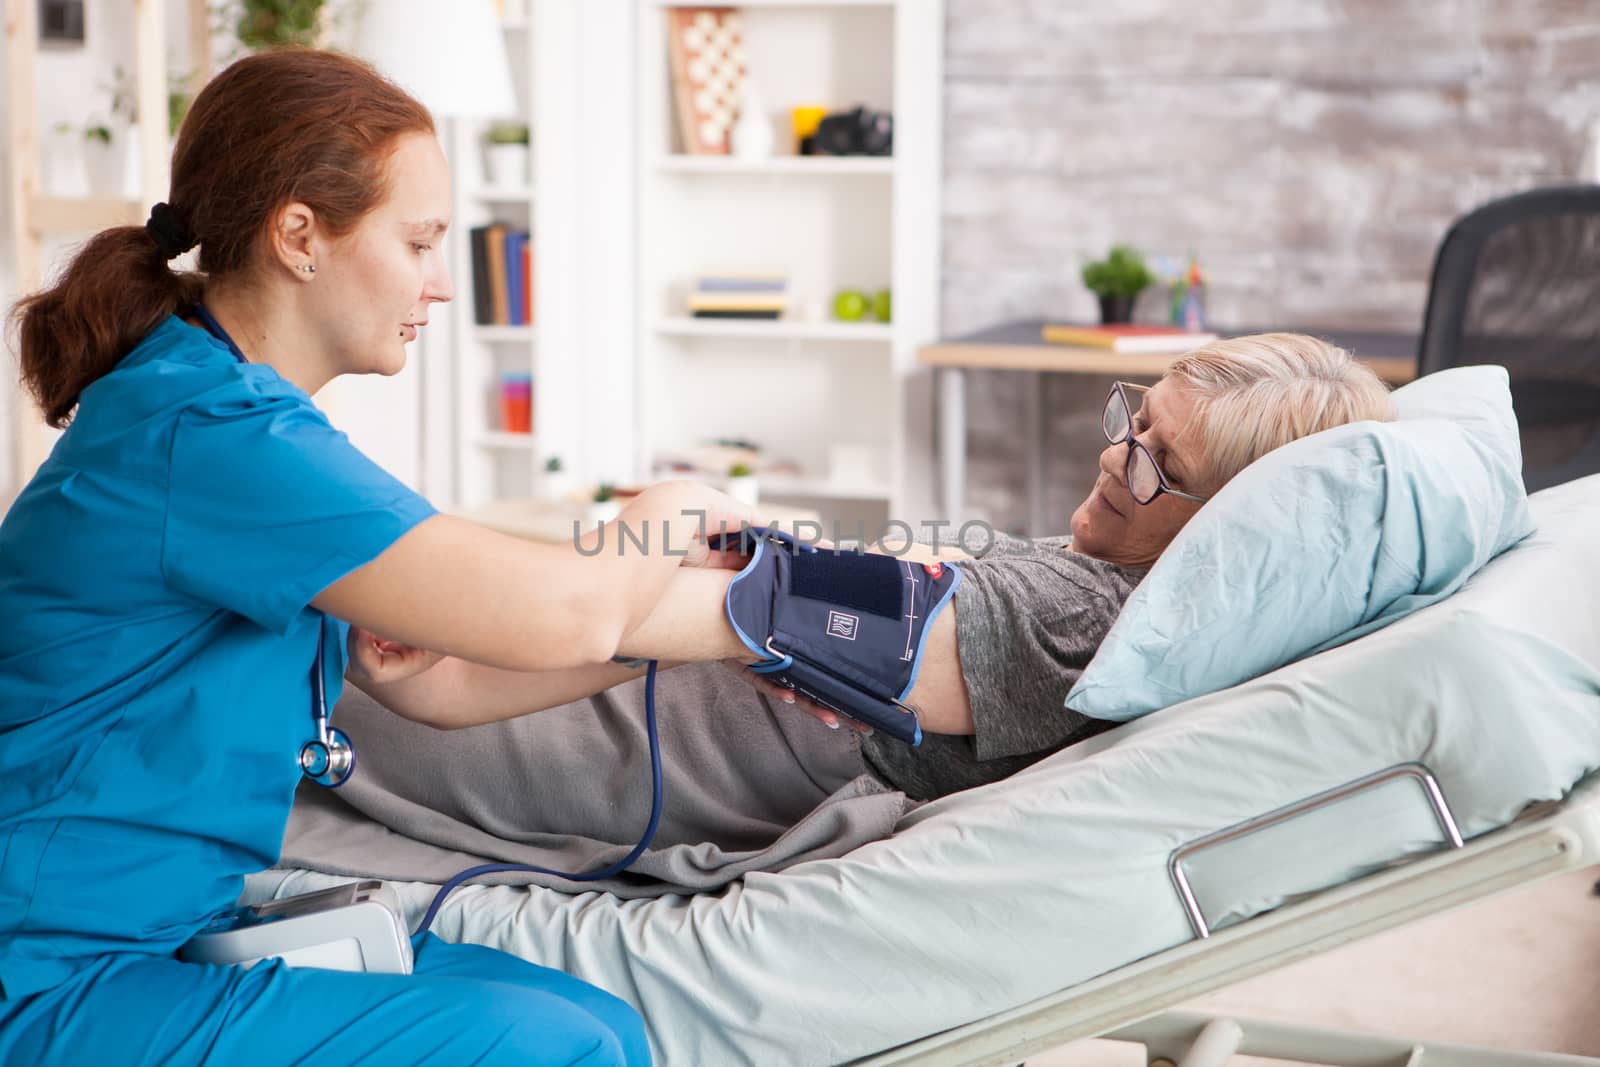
top-left (413, 660), bottom-right (665, 935)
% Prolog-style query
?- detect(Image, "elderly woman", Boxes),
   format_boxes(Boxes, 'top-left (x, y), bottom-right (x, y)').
top-left (300, 332), bottom-right (1392, 880)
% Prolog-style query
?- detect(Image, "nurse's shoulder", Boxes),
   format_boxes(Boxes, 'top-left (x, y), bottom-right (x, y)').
top-left (64, 315), bottom-right (328, 465)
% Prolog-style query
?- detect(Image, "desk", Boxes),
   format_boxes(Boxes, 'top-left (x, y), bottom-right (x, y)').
top-left (919, 321), bottom-right (1419, 531)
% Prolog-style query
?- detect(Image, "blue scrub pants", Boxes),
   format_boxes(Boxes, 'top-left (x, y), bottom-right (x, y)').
top-left (0, 933), bottom-right (650, 1066)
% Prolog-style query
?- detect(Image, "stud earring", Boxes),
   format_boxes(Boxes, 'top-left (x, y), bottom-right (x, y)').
top-left (299, 264), bottom-right (316, 274)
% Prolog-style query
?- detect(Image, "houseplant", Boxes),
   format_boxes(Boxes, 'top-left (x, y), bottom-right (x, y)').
top-left (233, 0), bottom-right (327, 51)
top-left (62, 67), bottom-right (194, 198)
top-left (725, 462), bottom-right (759, 506)
top-left (485, 122), bottom-right (530, 188)
top-left (585, 482), bottom-right (621, 527)
top-left (541, 456), bottom-right (573, 503)
top-left (1081, 244), bottom-right (1154, 324)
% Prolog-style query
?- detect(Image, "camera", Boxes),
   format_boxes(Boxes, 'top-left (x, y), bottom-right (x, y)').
top-left (808, 107), bottom-right (894, 157)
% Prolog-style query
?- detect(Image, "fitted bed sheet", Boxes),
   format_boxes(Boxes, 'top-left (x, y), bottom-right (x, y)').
top-left (246, 476), bottom-right (1600, 1066)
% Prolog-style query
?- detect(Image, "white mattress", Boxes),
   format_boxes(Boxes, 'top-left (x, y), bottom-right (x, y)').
top-left (249, 476), bottom-right (1600, 1066)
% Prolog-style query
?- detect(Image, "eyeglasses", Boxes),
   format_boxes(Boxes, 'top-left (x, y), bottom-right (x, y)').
top-left (1102, 381), bottom-right (1210, 506)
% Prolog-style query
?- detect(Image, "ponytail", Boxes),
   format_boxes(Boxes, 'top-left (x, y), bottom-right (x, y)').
top-left (11, 225), bottom-right (203, 428)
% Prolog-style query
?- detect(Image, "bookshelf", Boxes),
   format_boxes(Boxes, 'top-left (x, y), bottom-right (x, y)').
top-left (440, 5), bottom-right (549, 511)
top-left (634, 0), bottom-right (944, 531)
top-left (440, 0), bottom-right (637, 515)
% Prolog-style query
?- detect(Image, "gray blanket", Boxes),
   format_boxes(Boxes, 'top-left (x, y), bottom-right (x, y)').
top-left (278, 664), bottom-right (913, 898)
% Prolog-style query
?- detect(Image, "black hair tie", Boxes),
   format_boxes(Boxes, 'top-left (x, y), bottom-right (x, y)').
top-left (145, 202), bottom-right (197, 259)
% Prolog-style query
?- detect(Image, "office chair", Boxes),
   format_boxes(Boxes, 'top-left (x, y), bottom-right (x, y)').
top-left (1418, 184), bottom-right (1600, 492)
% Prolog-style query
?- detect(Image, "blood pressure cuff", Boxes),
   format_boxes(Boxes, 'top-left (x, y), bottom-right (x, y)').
top-left (715, 528), bottom-right (962, 745)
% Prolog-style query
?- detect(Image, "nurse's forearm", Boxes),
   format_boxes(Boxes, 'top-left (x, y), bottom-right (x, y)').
top-left (355, 568), bottom-right (752, 728)
top-left (612, 567), bottom-right (754, 663)
top-left (315, 481), bottom-right (754, 673)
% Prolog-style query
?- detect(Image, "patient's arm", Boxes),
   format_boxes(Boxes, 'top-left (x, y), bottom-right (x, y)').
top-left (358, 552), bottom-right (975, 735)
top-left (622, 554), bottom-right (976, 735)
top-left (898, 609), bottom-right (974, 735)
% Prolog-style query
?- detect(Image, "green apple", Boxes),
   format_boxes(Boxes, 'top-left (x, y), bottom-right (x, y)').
top-left (872, 288), bottom-right (892, 323)
top-left (833, 289), bottom-right (868, 322)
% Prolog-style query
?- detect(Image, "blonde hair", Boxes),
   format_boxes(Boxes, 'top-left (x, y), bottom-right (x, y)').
top-left (1165, 332), bottom-right (1395, 488)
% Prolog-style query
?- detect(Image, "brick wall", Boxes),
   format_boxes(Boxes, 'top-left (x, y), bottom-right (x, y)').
top-left (943, 0), bottom-right (1600, 532)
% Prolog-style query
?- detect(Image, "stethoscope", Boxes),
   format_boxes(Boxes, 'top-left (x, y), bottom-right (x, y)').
top-left (299, 617), bottom-right (356, 789)
top-left (192, 303), bottom-right (355, 789)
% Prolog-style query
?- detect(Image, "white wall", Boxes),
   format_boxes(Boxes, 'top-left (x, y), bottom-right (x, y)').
top-left (310, 2), bottom-right (425, 491)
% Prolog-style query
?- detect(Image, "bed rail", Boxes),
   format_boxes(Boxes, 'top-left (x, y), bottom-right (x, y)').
top-left (1170, 762), bottom-right (1465, 940)
top-left (858, 772), bottom-right (1600, 1067)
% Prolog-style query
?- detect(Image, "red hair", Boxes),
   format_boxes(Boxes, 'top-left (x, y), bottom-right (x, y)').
top-left (10, 49), bottom-right (435, 427)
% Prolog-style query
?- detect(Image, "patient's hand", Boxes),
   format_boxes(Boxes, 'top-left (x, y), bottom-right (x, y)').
top-left (721, 659), bottom-right (873, 734)
top-left (347, 626), bottom-right (445, 686)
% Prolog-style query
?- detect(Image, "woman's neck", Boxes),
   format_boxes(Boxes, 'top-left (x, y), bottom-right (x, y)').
top-left (200, 281), bottom-right (334, 395)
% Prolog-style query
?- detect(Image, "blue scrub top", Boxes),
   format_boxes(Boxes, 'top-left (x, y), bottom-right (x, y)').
top-left (0, 315), bottom-right (436, 1000)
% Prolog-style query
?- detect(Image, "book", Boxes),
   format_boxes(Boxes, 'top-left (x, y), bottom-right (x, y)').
top-left (505, 230), bottom-right (526, 325)
top-left (686, 293), bottom-right (788, 313)
top-left (1041, 323), bottom-right (1218, 353)
top-left (469, 226), bottom-right (493, 326)
top-left (521, 238), bottom-right (533, 324)
top-left (691, 309), bottom-right (783, 320)
top-left (694, 275), bottom-right (788, 293)
top-left (485, 224), bottom-right (509, 326)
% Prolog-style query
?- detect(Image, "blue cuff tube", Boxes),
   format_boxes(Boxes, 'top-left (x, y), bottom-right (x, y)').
top-left (716, 528), bottom-right (962, 745)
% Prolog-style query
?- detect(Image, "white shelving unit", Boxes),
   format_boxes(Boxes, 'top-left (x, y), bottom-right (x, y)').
top-left (654, 316), bottom-right (894, 343)
top-left (436, 0), bottom-right (639, 514)
top-left (634, 0), bottom-right (943, 530)
top-left (444, 6), bottom-right (544, 511)
top-left (653, 155), bottom-right (896, 176)
top-left (443, 7), bottom-right (541, 512)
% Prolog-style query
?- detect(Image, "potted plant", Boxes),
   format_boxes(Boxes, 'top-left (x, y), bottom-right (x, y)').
top-left (585, 482), bottom-right (622, 528)
top-left (725, 462), bottom-right (759, 507)
top-left (64, 68), bottom-right (194, 198)
top-left (233, 0), bottom-right (328, 51)
top-left (68, 64), bottom-right (138, 197)
top-left (484, 122), bottom-right (530, 188)
top-left (1081, 244), bottom-right (1154, 325)
top-left (541, 456), bottom-right (573, 503)
top-left (52, 120), bottom-right (118, 196)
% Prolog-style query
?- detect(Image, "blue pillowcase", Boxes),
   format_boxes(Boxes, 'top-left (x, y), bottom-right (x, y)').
top-left (1064, 365), bottom-right (1535, 722)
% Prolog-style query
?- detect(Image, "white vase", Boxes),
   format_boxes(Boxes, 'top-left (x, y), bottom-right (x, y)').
top-left (731, 87), bottom-right (774, 161)
top-left (485, 143), bottom-right (529, 188)
top-left (82, 132), bottom-right (129, 198)
top-left (725, 475), bottom-right (760, 506)
top-left (541, 469), bottom-right (573, 504)
top-left (585, 499), bottom-right (622, 528)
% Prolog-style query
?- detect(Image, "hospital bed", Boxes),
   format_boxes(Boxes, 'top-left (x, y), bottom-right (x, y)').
top-left (247, 473), bottom-right (1600, 1066)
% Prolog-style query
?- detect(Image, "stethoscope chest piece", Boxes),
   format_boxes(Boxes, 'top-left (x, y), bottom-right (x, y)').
top-left (299, 727), bottom-right (355, 789)
top-left (300, 614), bottom-right (355, 789)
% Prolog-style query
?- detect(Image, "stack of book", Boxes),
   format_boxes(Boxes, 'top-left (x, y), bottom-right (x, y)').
top-left (470, 224), bottom-right (534, 326)
top-left (1040, 323), bottom-right (1218, 353)
top-left (687, 275), bottom-right (788, 320)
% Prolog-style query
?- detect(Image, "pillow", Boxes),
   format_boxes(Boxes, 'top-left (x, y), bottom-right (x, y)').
top-left (1064, 365), bottom-right (1534, 722)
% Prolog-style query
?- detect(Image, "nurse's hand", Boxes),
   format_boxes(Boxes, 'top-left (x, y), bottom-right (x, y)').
top-left (347, 626), bottom-right (444, 685)
top-left (616, 481), bottom-right (761, 570)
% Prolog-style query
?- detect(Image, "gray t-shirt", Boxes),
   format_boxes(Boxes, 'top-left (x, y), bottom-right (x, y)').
top-left (859, 534), bottom-right (1143, 800)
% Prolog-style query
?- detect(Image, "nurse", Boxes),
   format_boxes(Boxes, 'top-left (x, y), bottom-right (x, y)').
top-left (0, 50), bottom-right (744, 1066)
